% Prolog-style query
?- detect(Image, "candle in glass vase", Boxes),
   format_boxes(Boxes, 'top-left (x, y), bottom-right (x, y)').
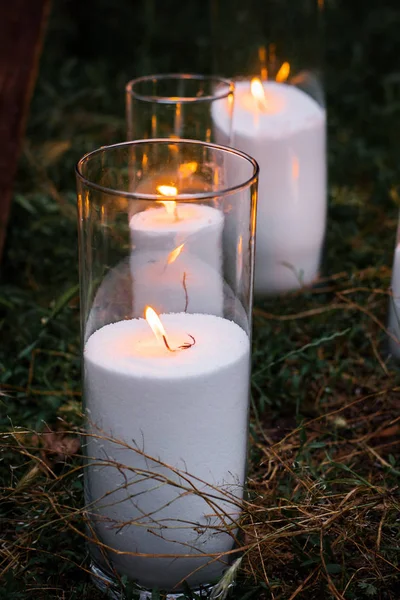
top-left (129, 180), bottom-right (225, 316)
top-left (213, 76), bottom-right (326, 295)
top-left (84, 308), bottom-right (250, 591)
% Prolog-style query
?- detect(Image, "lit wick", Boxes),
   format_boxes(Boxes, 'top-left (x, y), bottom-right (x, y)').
top-left (156, 185), bottom-right (179, 220)
top-left (145, 306), bottom-right (195, 352)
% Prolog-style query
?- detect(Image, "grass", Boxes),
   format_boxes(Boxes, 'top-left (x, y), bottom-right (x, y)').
top-left (1, 0), bottom-right (400, 598)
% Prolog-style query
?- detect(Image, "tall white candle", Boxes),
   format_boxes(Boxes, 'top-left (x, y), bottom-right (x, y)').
top-left (388, 245), bottom-right (400, 358)
top-left (213, 80), bottom-right (326, 295)
top-left (130, 249), bottom-right (224, 317)
top-left (84, 312), bottom-right (250, 590)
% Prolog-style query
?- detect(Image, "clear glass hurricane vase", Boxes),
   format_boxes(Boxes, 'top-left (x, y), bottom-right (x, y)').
top-left (76, 139), bottom-right (258, 597)
top-left (126, 73), bottom-right (235, 145)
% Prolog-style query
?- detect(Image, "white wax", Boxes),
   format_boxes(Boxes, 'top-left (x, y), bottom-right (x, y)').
top-left (388, 245), bottom-right (400, 358)
top-left (130, 204), bottom-right (224, 272)
top-left (84, 313), bottom-right (250, 590)
top-left (213, 80), bottom-right (327, 295)
top-left (130, 249), bottom-right (223, 317)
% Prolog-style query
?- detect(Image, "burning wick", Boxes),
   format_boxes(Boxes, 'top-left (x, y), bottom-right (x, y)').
top-left (145, 306), bottom-right (195, 353)
top-left (251, 78), bottom-right (268, 111)
top-left (251, 62), bottom-right (291, 112)
top-left (156, 185), bottom-right (179, 220)
top-left (276, 61), bottom-right (290, 83)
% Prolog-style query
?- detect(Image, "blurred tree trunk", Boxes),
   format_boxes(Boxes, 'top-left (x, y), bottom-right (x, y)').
top-left (0, 0), bottom-right (51, 261)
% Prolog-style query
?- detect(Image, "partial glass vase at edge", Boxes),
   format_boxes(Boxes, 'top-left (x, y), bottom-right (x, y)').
top-left (388, 220), bottom-right (400, 359)
top-left (76, 139), bottom-right (259, 597)
top-left (212, 0), bottom-right (327, 296)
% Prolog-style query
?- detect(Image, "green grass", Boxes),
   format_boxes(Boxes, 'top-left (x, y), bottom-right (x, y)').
top-left (1, 0), bottom-right (400, 598)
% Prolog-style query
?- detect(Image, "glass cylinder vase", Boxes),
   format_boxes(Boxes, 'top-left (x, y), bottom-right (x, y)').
top-left (76, 139), bottom-right (258, 597)
top-left (388, 221), bottom-right (400, 359)
top-left (126, 73), bottom-right (235, 145)
top-left (211, 0), bottom-right (326, 296)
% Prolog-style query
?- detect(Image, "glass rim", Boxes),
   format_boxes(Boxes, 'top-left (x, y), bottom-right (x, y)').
top-left (75, 139), bottom-right (259, 201)
top-left (125, 73), bottom-right (235, 104)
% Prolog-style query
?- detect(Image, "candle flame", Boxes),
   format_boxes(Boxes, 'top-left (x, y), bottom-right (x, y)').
top-left (151, 115), bottom-right (157, 137)
top-left (178, 162), bottom-right (198, 178)
top-left (157, 199), bottom-right (177, 216)
top-left (145, 306), bottom-right (169, 348)
top-left (157, 184), bottom-right (177, 197)
top-left (156, 185), bottom-right (178, 217)
top-left (292, 156), bottom-right (300, 181)
top-left (167, 243), bottom-right (184, 265)
top-left (251, 78), bottom-right (267, 110)
top-left (276, 62), bottom-right (290, 83)
top-left (258, 45), bottom-right (268, 80)
top-left (145, 305), bottom-right (195, 353)
top-left (237, 235), bottom-right (243, 279)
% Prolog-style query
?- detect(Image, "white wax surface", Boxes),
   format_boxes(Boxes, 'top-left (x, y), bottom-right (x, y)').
top-left (130, 250), bottom-right (223, 317)
top-left (130, 204), bottom-right (224, 272)
top-left (213, 80), bottom-right (327, 294)
top-left (388, 245), bottom-right (400, 358)
top-left (84, 313), bottom-right (250, 590)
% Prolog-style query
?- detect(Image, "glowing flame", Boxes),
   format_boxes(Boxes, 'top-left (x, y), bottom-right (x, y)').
top-left (156, 185), bottom-right (178, 217)
top-left (276, 62), bottom-right (290, 83)
top-left (292, 156), bottom-right (300, 181)
top-left (258, 45), bottom-right (268, 80)
top-left (145, 305), bottom-right (195, 353)
top-left (237, 235), bottom-right (243, 279)
top-left (178, 162), bottom-right (198, 178)
top-left (157, 200), bottom-right (177, 216)
top-left (167, 243), bottom-right (184, 265)
top-left (145, 306), bottom-right (168, 348)
top-left (157, 185), bottom-right (177, 197)
top-left (251, 78), bottom-right (267, 110)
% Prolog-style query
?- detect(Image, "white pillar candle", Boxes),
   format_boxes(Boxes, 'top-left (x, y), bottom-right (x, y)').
top-left (130, 202), bottom-right (224, 272)
top-left (130, 248), bottom-right (224, 317)
top-left (84, 312), bottom-right (250, 591)
top-left (388, 245), bottom-right (400, 358)
top-left (213, 80), bottom-right (327, 294)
